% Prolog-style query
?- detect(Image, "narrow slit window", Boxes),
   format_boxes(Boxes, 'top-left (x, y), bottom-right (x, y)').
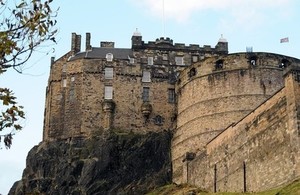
top-left (142, 87), bottom-right (150, 102)
top-left (168, 89), bottom-right (175, 103)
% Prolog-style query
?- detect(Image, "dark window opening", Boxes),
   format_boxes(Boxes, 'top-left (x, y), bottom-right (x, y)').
top-left (189, 68), bottom-right (197, 78)
top-left (168, 89), bottom-right (175, 103)
top-left (177, 79), bottom-right (181, 85)
top-left (280, 59), bottom-right (290, 68)
top-left (142, 87), bottom-right (150, 102)
top-left (153, 115), bottom-right (164, 125)
top-left (215, 59), bottom-right (224, 70)
top-left (249, 56), bottom-right (257, 66)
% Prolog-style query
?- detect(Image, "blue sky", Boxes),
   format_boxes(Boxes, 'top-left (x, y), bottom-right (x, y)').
top-left (1, 0), bottom-right (299, 193)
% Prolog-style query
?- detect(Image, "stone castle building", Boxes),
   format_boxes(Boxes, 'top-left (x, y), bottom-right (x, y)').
top-left (44, 31), bottom-right (300, 192)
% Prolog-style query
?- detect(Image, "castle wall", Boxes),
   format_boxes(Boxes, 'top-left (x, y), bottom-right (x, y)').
top-left (184, 68), bottom-right (300, 192)
top-left (172, 53), bottom-right (287, 183)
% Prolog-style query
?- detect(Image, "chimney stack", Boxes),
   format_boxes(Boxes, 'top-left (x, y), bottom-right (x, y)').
top-left (86, 32), bottom-right (91, 51)
top-left (71, 33), bottom-right (81, 54)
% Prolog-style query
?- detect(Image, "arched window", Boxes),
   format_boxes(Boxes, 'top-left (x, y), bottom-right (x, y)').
top-left (106, 53), bottom-right (113, 61)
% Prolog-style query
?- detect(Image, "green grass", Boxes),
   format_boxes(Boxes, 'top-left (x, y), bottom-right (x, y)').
top-left (146, 179), bottom-right (300, 195)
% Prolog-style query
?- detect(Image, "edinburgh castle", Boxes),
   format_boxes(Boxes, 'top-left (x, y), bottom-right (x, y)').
top-left (14, 31), bottom-right (300, 194)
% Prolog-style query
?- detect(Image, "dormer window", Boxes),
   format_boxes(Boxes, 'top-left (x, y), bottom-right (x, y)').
top-left (175, 56), bottom-right (184, 65)
top-left (106, 53), bottom-right (113, 62)
top-left (148, 57), bottom-right (153, 65)
top-left (130, 58), bottom-right (135, 64)
top-left (215, 59), bottom-right (224, 70)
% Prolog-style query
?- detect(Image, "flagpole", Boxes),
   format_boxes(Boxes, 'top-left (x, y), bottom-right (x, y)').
top-left (162, 0), bottom-right (165, 38)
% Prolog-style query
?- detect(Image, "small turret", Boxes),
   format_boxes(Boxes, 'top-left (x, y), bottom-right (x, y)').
top-left (215, 34), bottom-right (228, 54)
top-left (131, 28), bottom-right (143, 49)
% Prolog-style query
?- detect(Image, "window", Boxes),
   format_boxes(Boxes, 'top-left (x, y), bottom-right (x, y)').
top-left (62, 79), bottom-right (67, 87)
top-left (175, 56), bottom-right (184, 65)
top-left (148, 57), bottom-right (153, 65)
top-left (106, 53), bottom-right (113, 61)
top-left (168, 89), bottom-right (175, 103)
top-left (62, 64), bottom-right (67, 72)
top-left (129, 58), bottom-right (135, 64)
top-left (162, 54), bottom-right (168, 61)
top-left (105, 67), bottom-right (113, 79)
top-left (249, 56), bottom-right (257, 66)
top-left (142, 71), bottom-right (151, 82)
top-left (153, 115), bottom-right (164, 125)
top-left (215, 59), bottom-right (224, 70)
top-left (280, 59), bottom-right (289, 68)
top-left (192, 56), bottom-right (198, 63)
top-left (142, 87), bottom-right (150, 102)
top-left (104, 86), bottom-right (113, 99)
top-left (189, 68), bottom-right (196, 78)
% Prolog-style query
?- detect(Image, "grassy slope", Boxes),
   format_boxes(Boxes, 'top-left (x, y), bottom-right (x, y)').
top-left (146, 179), bottom-right (300, 195)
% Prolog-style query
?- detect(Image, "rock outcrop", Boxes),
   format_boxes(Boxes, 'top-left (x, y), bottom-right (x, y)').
top-left (9, 131), bottom-right (172, 195)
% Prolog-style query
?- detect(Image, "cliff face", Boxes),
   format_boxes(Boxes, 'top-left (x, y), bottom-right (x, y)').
top-left (9, 131), bottom-right (172, 195)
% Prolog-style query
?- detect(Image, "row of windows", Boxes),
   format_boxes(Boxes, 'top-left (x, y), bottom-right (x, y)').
top-left (104, 53), bottom-right (186, 66)
top-left (105, 53), bottom-right (135, 64)
top-left (104, 67), bottom-right (153, 83)
top-left (147, 56), bottom-right (185, 65)
top-left (104, 86), bottom-right (175, 103)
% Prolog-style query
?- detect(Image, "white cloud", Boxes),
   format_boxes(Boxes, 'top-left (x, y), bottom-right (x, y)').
top-left (130, 0), bottom-right (295, 28)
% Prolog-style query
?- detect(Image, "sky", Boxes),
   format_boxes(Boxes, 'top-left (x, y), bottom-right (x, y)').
top-left (0, 0), bottom-right (299, 194)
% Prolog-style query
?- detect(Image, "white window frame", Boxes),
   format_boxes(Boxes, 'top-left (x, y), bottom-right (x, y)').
top-left (62, 64), bottom-right (67, 72)
top-left (62, 79), bottom-right (67, 87)
top-left (106, 53), bottom-right (113, 62)
top-left (105, 67), bottom-right (113, 79)
top-left (148, 57), bottom-right (153, 65)
top-left (104, 86), bottom-right (113, 99)
top-left (175, 56), bottom-right (184, 65)
top-left (192, 56), bottom-right (198, 63)
top-left (142, 71), bottom-right (151, 82)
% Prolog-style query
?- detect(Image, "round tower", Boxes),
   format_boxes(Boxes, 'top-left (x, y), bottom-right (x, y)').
top-left (172, 52), bottom-right (297, 184)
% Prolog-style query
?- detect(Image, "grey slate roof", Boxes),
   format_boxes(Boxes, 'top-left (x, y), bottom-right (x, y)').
top-left (70, 47), bottom-right (133, 61)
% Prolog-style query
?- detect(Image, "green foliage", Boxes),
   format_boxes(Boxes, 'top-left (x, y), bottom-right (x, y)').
top-left (0, 0), bottom-right (58, 148)
top-left (0, 0), bottom-right (58, 72)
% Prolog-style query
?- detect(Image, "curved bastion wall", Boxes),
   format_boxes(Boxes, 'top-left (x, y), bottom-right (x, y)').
top-left (172, 52), bottom-right (299, 183)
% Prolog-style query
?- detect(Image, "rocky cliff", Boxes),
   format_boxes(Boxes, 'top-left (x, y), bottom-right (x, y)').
top-left (9, 130), bottom-right (172, 195)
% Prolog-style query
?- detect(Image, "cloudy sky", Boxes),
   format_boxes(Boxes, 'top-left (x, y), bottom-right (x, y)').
top-left (1, 0), bottom-right (299, 193)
